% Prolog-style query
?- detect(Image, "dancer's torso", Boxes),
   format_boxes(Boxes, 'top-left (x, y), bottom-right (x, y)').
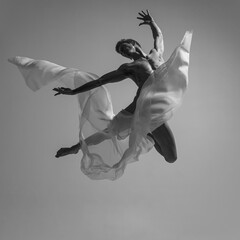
top-left (125, 49), bottom-right (164, 87)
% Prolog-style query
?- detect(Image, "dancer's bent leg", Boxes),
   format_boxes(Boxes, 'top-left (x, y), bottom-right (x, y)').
top-left (150, 122), bottom-right (177, 163)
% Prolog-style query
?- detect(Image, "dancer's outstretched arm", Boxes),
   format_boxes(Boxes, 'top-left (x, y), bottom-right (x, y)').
top-left (53, 64), bottom-right (130, 96)
top-left (137, 10), bottom-right (164, 55)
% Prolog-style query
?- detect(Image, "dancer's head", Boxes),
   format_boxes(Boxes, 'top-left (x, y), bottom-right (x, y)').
top-left (115, 39), bottom-right (142, 59)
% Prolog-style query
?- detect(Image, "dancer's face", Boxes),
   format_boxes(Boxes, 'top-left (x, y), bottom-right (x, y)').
top-left (119, 43), bottom-right (136, 58)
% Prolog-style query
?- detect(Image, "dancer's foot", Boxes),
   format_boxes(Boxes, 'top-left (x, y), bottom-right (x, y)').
top-left (55, 142), bottom-right (81, 158)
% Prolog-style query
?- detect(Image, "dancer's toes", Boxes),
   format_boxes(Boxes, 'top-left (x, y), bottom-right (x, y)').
top-left (55, 143), bottom-right (81, 158)
top-left (55, 148), bottom-right (71, 158)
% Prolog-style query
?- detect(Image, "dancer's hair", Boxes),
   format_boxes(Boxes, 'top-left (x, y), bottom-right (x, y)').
top-left (115, 39), bottom-right (141, 54)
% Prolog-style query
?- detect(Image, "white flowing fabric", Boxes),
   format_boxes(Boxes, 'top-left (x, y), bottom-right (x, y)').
top-left (9, 31), bottom-right (192, 180)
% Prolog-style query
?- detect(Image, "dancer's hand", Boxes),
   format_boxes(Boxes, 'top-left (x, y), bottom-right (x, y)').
top-left (137, 10), bottom-right (154, 26)
top-left (53, 87), bottom-right (74, 96)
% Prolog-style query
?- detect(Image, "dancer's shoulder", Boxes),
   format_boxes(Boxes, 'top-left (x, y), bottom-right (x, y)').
top-left (117, 63), bottom-right (134, 76)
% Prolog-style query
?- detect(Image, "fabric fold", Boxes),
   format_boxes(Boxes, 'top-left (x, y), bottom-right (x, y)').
top-left (9, 31), bottom-right (192, 180)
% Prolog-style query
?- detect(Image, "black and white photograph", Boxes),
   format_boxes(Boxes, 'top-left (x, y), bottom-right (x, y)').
top-left (1, 0), bottom-right (240, 239)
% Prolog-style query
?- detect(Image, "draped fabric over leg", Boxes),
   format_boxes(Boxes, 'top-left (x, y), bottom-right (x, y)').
top-left (105, 30), bottom-right (193, 178)
top-left (9, 30), bottom-right (192, 180)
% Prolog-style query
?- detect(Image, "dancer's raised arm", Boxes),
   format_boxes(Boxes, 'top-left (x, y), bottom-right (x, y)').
top-left (53, 64), bottom-right (130, 96)
top-left (137, 10), bottom-right (164, 55)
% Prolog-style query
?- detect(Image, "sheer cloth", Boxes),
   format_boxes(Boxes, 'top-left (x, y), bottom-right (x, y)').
top-left (9, 31), bottom-right (192, 180)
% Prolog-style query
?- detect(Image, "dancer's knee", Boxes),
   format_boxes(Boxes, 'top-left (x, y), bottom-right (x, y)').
top-left (164, 152), bottom-right (177, 163)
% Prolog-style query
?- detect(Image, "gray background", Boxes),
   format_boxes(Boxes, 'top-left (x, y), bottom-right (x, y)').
top-left (1, 0), bottom-right (240, 239)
